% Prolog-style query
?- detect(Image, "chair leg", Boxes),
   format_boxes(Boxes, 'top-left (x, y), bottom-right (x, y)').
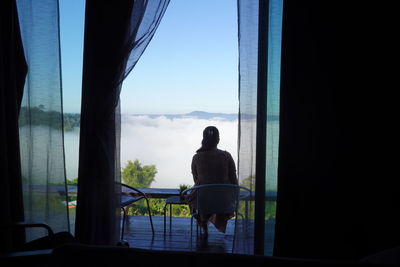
top-left (163, 203), bottom-right (167, 236)
top-left (169, 203), bottom-right (172, 232)
top-left (238, 213), bottom-right (246, 233)
top-left (190, 216), bottom-right (193, 249)
top-left (121, 207), bottom-right (127, 240)
top-left (145, 198), bottom-right (155, 236)
top-left (190, 216), bottom-right (193, 239)
top-left (232, 216), bottom-right (238, 253)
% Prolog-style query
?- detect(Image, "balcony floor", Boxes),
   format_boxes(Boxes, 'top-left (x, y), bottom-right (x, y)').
top-left (123, 215), bottom-right (251, 254)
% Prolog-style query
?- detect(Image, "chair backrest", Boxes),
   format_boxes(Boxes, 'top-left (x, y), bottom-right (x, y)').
top-left (195, 184), bottom-right (239, 214)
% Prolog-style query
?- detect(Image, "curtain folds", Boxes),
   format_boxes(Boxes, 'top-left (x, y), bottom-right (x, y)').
top-left (236, 0), bottom-right (282, 255)
top-left (75, 0), bottom-right (169, 245)
top-left (274, 1), bottom-right (400, 259)
top-left (235, 0), bottom-right (259, 255)
top-left (274, 0), bottom-right (342, 259)
top-left (16, 0), bottom-right (70, 240)
top-left (264, 0), bottom-right (283, 256)
top-left (0, 0), bottom-right (28, 251)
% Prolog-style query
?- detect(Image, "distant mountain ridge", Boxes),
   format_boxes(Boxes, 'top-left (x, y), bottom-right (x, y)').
top-left (123, 111), bottom-right (238, 121)
top-left (22, 108), bottom-right (278, 132)
top-left (125, 111), bottom-right (278, 121)
top-left (185, 111), bottom-right (237, 119)
top-left (22, 106), bottom-right (278, 133)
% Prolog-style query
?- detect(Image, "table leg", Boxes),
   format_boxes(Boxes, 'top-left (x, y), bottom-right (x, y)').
top-left (169, 203), bottom-right (172, 232)
top-left (163, 204), bottom-right (167, 236)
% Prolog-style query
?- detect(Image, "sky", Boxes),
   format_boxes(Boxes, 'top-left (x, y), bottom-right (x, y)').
top-left (59, 1), bottom-right (282, 188)
top-left (60, 0), bottom-right (238, 114)
top-left (59, 0), bottom-right (85, 113)
top-left (60, 1), bottom-right (240, 187)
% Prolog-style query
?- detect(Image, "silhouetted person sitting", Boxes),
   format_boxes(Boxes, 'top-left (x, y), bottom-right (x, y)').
top-left (186, 126), bottom-right (238, 237)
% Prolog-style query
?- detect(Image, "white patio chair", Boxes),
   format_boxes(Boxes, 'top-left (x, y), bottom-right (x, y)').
top-left (119, 183), bottom-right (154, 243)
top-left (182, 184), bottom-right (246, 251)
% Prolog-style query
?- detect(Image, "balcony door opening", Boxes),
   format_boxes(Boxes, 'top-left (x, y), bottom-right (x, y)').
top-left (119, 0), bottom-right (239, 190)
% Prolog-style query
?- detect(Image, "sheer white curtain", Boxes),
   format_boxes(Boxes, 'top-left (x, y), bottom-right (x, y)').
top-left (235, 0), bottom-right (282, 255)
top-left (17, 0), bottom-right (70, 241)
top-left (235, 0), bottom-right (259, 255)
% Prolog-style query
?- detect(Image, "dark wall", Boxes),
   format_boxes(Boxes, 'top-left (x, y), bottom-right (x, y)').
top-left (274, 0), bottom-right (399, 260)
top-left (0, 0), bottom-right (27, 251)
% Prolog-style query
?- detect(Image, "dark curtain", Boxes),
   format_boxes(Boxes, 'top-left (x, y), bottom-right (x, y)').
top-left (0, 0), bottom-right (27, 251)
top-left (75, 1), bottom-right (134, 246)
top-left (16, 0), bottom-right (70, 240)
top-left (75, 0), bottom-right (169, 245)
top-left (274, 0), bottom-right (400, 260)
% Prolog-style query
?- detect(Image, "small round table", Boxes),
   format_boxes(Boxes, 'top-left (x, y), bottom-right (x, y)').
top-left (163, 195), bottom-right (187, 235)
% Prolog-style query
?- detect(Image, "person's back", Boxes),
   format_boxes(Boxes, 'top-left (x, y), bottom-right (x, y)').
top-left (187, 126), bottom-right (238, 236)
top-left (191, 148), bottom-right (237, 185)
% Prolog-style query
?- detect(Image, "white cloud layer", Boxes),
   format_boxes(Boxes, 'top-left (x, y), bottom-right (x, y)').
top-left (121, 115), bottom-right (238, 188)
top-left (63, 115), bottom-right (238, 188)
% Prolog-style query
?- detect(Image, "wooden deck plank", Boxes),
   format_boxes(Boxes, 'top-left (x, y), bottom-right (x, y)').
top-left (124, 216), bottom-right (244, 253)
top-left (70, 210), bottom-right (274, 255)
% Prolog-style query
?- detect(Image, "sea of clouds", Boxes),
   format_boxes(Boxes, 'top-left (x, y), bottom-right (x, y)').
top-left (64, 115), bottom-right (238, 188)
top-left (120, 115), bottom-right (238, 188)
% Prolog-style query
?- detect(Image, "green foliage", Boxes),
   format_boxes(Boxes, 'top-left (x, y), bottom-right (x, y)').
top-left (125, 199), bottom-right (191, 217)
top-left (19, 106), bottom-right (62, 130)
top-left (63, 113), bottom-right (80, 131)
top-left (240, 175), bottom-right (255, 189)
top-left (179, 184), bottom-right (191, 194)
top-left (67, 177), bottom-right (79, 185)
top-left (265, 201), bottom-right (277, 220)
top-left (238, 175), bottom-right (277, 220)
top-left (18, 105), bottom-right (80, 132)
top-left (121, 160), bottom-right (191, 217)
top-left (122, 160), bottom-right (157, 188)
top-left (27, 191), bottom-right (68, 214)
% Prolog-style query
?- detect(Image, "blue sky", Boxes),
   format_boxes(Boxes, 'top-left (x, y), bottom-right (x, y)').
top-left (59, 0), bottom-right (85, 113)
top-left (60, 0), bottom-right (238, 114)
